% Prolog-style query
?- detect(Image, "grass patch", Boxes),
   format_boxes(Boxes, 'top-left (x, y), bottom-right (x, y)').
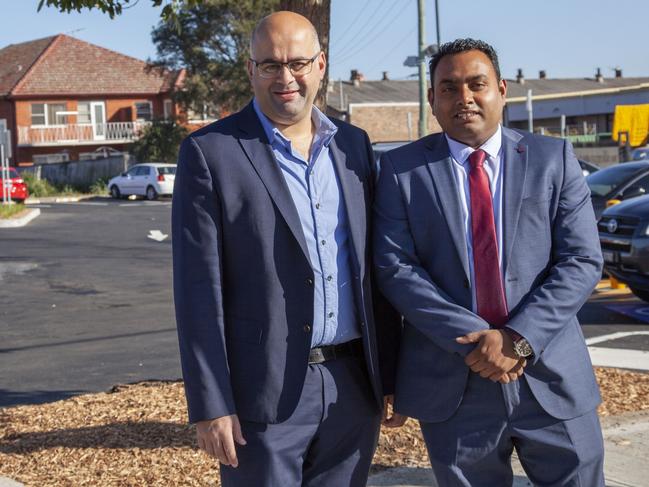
top-left (0, 203), bottom-right (27, 219)
top-left (22, 173), bottom-right (108, 197)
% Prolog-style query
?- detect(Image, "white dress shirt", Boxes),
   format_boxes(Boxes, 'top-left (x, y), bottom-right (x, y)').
top-left (445, 125), bottom-right (504, 312)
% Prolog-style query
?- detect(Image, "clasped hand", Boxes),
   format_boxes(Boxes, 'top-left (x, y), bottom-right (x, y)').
top-left (456, 329), bottom-right (526, 383)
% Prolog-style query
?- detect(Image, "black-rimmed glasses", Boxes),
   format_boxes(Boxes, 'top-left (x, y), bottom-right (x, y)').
top-left (249, 53), bottom-right (320, 79)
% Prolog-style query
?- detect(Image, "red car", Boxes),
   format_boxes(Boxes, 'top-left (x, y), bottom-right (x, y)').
top-left (0, 167), bottom-right (29, 203)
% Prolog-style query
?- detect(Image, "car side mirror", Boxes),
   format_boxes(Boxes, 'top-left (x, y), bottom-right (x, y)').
top-left (121, 172), bottom-right (127, 177)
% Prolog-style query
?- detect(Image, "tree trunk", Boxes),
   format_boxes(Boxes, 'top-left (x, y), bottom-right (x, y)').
top-left (277, 0), bottom-right (330, 110)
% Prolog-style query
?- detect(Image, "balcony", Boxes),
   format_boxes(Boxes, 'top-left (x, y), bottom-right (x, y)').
top-left (17, 121), bottom-right (150, 147)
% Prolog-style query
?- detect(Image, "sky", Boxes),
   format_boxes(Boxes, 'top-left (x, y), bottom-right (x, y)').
top-left (0, 0), bottom-right (648, 83)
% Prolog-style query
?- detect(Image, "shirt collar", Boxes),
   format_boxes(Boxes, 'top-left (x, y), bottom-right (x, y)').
top-left (252, 97), bottom-right (338, 150)
top-left (445, 124), bottom-right (502, 166)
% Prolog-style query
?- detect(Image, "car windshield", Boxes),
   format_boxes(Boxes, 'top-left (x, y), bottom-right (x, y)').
top-left (1, 168), bottom-right (20, 179)
top-left (157, 166), bottom-right (176, 175)
top-left (586, 164), bottom-right (648, 197)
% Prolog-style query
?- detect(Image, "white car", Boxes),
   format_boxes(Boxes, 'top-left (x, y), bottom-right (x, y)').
top-left (108, 163), bottom-right (176, 200)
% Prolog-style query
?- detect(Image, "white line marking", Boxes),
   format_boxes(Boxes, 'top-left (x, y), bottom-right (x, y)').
top-left (588, 347), bottom-right (649, 371)
top-left (147, 230), bottom-right (168, 242)
top-left (586, 331), bottom-right (649, 346)
top-left (60, 202), bottom-right (108, 206)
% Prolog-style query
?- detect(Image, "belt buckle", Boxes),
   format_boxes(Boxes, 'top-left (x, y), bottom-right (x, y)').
top-left (309, 347), bottom-right (325, 364)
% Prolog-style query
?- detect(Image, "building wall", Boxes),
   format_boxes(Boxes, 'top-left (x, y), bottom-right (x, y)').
top-left (349, 104), bottom-right (442, 142)
top-left (12, 95), bottom-right (169, 165)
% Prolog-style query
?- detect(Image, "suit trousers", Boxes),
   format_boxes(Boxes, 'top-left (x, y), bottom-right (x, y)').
top-left (419, 372), bottom-right (604, 487)
top-left (219, 355), bottom-right (381, 487)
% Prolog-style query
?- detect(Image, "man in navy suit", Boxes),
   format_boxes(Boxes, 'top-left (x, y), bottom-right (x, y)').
top-left (172, 11), bottom-right (400, 487)
top-left (374, 38), bottom-right (605, 486)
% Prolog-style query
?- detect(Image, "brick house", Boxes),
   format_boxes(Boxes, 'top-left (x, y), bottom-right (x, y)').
top-left (0, 34), bottom-right (181, 166)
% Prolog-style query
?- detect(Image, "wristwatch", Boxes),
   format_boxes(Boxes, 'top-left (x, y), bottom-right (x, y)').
top-left (512, 337), bottom-right (534, 359)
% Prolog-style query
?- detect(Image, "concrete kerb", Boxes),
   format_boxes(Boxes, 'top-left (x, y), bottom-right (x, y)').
top-left (0, 208), bottom-right (40, 228)
top-left (0, 477), bottom-right (23, 487)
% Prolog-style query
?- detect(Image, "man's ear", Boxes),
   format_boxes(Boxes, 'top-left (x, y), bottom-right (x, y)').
top-left (246, 59), bottom-right (254, 81)
top-left (428, 87), bottom-right (435, 115)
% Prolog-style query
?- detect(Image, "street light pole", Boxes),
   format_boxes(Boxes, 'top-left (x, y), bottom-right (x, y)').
top-left (418, 0), bottom-right (427, 138)
top-left (435, 0), bottom-right (441, 47)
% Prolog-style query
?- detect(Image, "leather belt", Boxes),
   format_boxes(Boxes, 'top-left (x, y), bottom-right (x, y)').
top-left (308, 338), bottom-right (363, 365)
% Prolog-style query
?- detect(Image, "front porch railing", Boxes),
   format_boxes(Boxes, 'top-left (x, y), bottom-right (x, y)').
top-left (17, 121), bottom-right (151, 146)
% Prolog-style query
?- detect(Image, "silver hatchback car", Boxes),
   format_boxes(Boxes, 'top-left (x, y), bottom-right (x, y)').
top-left (108, 163), bottom-right (176, 200)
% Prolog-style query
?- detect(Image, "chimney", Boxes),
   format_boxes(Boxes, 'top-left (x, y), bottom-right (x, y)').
top-left (516, 68), bottom-right (525, 84)
top-left (382, 71), bottom-right (389, 81)
top-left (350, 69), bottom-right (364, 86)
top-left (595, 67), bottom-right (604, 83)
top-left (615, 67), bottom-right (623, 78)
top-left (539, 70), bottom-right (546, 79)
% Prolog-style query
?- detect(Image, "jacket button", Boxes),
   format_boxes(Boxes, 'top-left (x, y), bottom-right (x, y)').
top-left (360, 321), bottom-right (365, 328)
top-left (304, 324), bottom-right (311, 333)
top-left (463, 278), bottom-right (470, 288)
top-left (306, 278), bottom-right (313, 285)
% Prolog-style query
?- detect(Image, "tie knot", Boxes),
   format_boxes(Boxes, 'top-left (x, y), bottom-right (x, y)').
top-left (469, 149), bottom-right (487, 170)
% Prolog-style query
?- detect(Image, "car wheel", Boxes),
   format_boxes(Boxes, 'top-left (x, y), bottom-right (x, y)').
top-left (145, 185), bottom-right (158, 201)
top-left (110, 185), bottom-right (121, 199)
top-left (630, 288), bottom-right (649, 303)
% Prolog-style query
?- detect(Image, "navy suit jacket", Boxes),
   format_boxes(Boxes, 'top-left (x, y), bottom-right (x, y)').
top-left (373, 127), bottom-right (603, 422)
top-left (172, 102), bottom-right (400, 424)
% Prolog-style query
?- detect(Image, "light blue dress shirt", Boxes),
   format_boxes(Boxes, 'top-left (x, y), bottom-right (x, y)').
top-left (253, 99), bottom-right (360, 347)
top-left (446, 125), bottom-right (504, 313)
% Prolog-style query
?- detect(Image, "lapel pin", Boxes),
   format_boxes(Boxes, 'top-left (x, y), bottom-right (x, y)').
top-left (516, 145), bottom-right (525, 153)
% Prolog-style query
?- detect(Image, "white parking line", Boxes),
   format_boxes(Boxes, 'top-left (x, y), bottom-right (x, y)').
top-left (586, 331), bottom-right (649, 346)
top-left (588, 347), bottom-right (649, 371)
top-left (60, 202), bottom-right (109, 206)
top-left (585, 331), bottom-right (649, 371)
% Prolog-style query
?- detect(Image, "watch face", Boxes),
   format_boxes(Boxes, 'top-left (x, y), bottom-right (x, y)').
top-left (515, 339), bottom-right (533, 358)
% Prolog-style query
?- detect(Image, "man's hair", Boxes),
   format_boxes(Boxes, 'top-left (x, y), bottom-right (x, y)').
top-left (428, 38), bottom-right (501, 85)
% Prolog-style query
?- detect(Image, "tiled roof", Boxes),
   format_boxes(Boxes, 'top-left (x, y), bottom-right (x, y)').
top-left (0, 34), bottom-right (177, 97)
top-left (0, 36), bottom-right (55, 96)
top-left (326, 77), bottom-right (649, 108)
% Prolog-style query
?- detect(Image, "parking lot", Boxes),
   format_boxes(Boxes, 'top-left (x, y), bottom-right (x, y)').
top-left (1, 199), bottom-right (649, 408)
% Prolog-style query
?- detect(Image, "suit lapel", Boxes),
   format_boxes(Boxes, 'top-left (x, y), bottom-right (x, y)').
top-left (501, 127), bottom-right (527, 275)
top-left (236, 103), bottom-right (311, 263)
top-left (424, 136), bottom-right (471, 281)
top-left (330, 137), bottom-right (365, 274)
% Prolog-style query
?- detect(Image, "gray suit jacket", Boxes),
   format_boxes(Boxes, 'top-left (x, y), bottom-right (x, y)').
top-left (373, 126), bottom-right (603, 422)
top-left (172, 102), bottom-right (400, 424)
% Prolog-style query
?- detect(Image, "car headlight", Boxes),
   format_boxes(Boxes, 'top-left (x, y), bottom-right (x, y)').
top-left (644, 222), bottom-right (649, 236)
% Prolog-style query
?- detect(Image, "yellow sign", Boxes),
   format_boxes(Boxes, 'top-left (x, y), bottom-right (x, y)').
top-left (612, 104), bottom-right (649, 147)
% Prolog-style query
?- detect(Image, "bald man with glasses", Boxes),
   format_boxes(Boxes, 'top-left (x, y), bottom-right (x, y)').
top-left (172, 11), bottom-right (401, 487)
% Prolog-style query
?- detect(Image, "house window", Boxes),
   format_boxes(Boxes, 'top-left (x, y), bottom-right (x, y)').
top-left (135, 102), bottom-right (152, 121)
top-left (31, 104), bottom-right (46, 125)
top-left (163, 99), bottom-right (173, 120)
top-left (31, 103), bottom-right (68, 126)
top-left (77, 102), bottom-right (92, 124)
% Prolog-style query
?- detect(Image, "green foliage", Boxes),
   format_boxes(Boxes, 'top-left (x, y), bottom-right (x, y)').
top-left (151, 0), bottom-right (278, 115)
top-left (89, 178), bottom-right (109, 195)
top-left (22, 172), bottom-right (58, 197)
top-left (0, 203), bottom-right (27, 219)
top-left (132, 119), bottom-right (188, 164)
top-left (37, 0), bottom-right (206, 23)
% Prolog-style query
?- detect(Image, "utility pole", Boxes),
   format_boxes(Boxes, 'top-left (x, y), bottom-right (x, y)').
top-left (417, 0), bottom-right (427, 138)
top-left (435, 0), bottom-right (441, 47)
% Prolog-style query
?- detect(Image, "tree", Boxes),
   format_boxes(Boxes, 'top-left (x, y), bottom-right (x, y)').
top-left (131, 119), bottom-right (188, 164)
top-left (151, 0), bottom-right (278, 116)
top-left (37, 0), bottom-right (205, 22)
top-left (278, 0), bottom-right (330, 109)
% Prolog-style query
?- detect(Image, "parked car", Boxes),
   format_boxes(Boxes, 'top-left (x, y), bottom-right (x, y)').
top-left (632, 146), bottom-right (649, 161)
top-left (108, 163), bottom-right (176, 200)
top-left (372, 141), bottom-right (409, 168)
top-left (598, 195), bottom-right (649, 302)
top-left (578, 159), bottom-right (599, 177)
top-left (586, 161), bottom-right (649, 218)
top-left (0, 167), bottom-right (28, 203)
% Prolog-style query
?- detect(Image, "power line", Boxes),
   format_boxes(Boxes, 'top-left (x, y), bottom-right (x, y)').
top-left (363, 27), bottom-right (415, 76)
top-left (334, 0), bottom-right (411, 64)
top-left (331, 0), bottom-right (373, 45)
top-left (329, 0), bottom-right (390, 58)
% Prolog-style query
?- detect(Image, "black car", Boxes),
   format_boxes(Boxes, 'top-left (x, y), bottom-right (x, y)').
top-left (598, 194), bottom-right (649, 302)
top-left (586, 161), bottom-right (649, 218)
top-left (579, 159), bottom-right (599, 177)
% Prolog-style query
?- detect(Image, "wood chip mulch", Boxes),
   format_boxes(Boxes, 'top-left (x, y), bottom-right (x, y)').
top-left (1, 367), bottom-right (648, 486)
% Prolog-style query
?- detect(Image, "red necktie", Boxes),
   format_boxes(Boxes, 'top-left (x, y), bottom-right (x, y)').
top-left (468, 149), bottom-right (508, 327)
